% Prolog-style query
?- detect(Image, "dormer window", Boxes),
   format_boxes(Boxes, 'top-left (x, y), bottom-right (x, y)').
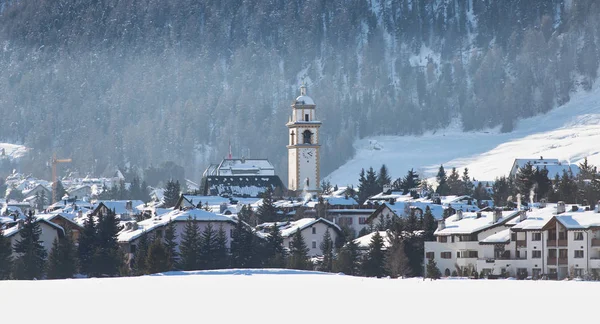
top-left (303, 130), bottom-right (312, 144)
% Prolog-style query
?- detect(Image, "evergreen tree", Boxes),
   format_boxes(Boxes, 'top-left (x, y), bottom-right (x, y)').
top-left (163, 180), bottom-right (181, 208)
top-left (163, 220), bottom-right (178, 270)
top-left (320, 180), bottom-right (333, 195)
top-left (146, 236), bottom-right (170, 274)
top-left (199, 223), bottom-right (218, 269)
top-left (426, 258), bottom-right (442, 280)
top-left (91, 209), bottom-right (122, 277)
top-left (319, 229), bottom-right (334, 272)
top-left (515, 162), bottom-right (536, 197)
top-left (447, 167), bottom-right (462, 195)
top-left (435, 165), bottom-right (450, 195)
top-left (362, 231), bottom-right (386, 278)
top-left (492, 176), bottom-right (511, 207)
top-left (461, 168), bottom-right (474, 196)
top-left (264, 224), bottom-right (286, 268)
top-left (130, 176), bottom-right (141, 201)
top-left (133, 231), bottom-right (150, 275)
top-left (256, 186), bottom-right (278, 223)
top-left (231, 218), bottom-right (258, 268)
top-left (35, 191), bottom-right (47, 212)
top-left (54, 180), bottom-right (67, 203)
top-left (357, 168), bottom-right (367, 204)
top-left (422, 206), bottom-right (437, 242)
top-left (140, 180), bottom-right (151, 202)
top-left (46, 227), bottom-right (77, 279)
top-left (213, 225), bottom-right (229, 269)
top-left (179, 216), bottom-right (201, 271)
top-left (334, 239), bottom-right (359, 275)
top-left (78, 213), bottom-right (96, 275)
top-left (358, 167), bottom-right (379, 204)
top-left (533, 167), bottom-right (552, 201)
top-left (558, 170), bottom-right (578, 203)
top-left (376, 164), bottom-right (392, 192)
top-left (579, 157), bottom-right (596, 180)
top-left (12, 212), bottom-right (48, 280)
top-left (287, 229), bottom-right (310, 270)
top-left (0, 227), bottom-right (13, 279)
top-left (385, 232), bottom-right (410, 278)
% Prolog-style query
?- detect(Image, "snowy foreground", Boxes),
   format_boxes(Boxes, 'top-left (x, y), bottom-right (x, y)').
top-left (327, 84), bottom-right (600, 186)
top-left (1, 270), bottom-right (597, 324)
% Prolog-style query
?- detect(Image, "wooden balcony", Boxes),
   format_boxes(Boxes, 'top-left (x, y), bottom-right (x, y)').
top-left (592, 238), bottom-right (600, 247)
top-left (558, 239), bottom-right (568, 247)
top-left (516, 240), bottom-right (527, 248)
top-left (547, 240), bottom-right (556, 247)
top-left (547, 240), bottom-right (568, 247)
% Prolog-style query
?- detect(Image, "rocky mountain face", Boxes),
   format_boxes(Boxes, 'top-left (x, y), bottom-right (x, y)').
top-left (0, 0), bottom-right (598, 181)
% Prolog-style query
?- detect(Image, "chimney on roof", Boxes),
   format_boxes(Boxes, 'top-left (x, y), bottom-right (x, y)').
top-left (437, 219), bottom-right (445, 231)
top-left (540, 198), bottom-right (547, 209)
top-left (557, 201), bottom-right (566, 214)
top-left (596, 200), bottom-right (600, 213)
top-left (126, 200), bottom-right (132, 211)
top-left (383, 184), bottom-right (392, 195)
top-left (519, 210), bottom-right (527, 222)
top-left (456, 209), bottom-right (463, 221)
top-left (476, 211), bottom-right (482, 219)
top-left (493, 208), bottom-right (502, 223)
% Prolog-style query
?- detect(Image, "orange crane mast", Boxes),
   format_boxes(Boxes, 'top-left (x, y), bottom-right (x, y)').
top-left (51, 153), bottom-right (72, 204)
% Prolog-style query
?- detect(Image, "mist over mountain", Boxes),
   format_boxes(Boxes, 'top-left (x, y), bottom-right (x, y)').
top-left (0, 0), bottom-right (598, 182)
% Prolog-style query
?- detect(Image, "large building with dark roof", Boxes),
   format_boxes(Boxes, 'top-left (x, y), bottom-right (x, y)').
top-left (200, 158), bottom-right (285, 197)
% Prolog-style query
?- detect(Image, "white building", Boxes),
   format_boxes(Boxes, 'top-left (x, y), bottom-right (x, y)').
top-left (257, 218), bottom-right (341, 257)
top-left (2, 217), bottom-right (65, 258)
top-left (509, 157), bottom-right (580, 179)
top-left (286, 84), bottom-right (321, 194)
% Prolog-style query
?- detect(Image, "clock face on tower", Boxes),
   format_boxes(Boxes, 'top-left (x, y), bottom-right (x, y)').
top-left (301, 150), bottom-right (314, 162)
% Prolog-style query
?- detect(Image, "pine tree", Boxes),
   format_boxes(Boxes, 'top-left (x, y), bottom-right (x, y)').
top-left (54, 180), bottom-right (67, 203)
top-left (130, 176), bottom-right (141, 201)
top-left (256, 186), bottom-right (278, 223)
top-left (163, 180), bottom-right (181, 208)
top-left (288, 229), bottom-right (310, 270)
top-left (357, 168), bottom-right (368, 204)
top-left (515, 162), bottom-right (536, 197)
top-left (12, 212), bottom-right (48, 280)
top-left (385, 230), bottom-right (410, 278)
top-left (91, 209), bottom-right (122, 277)
top-left (579, 157), bottom-right (596, 180)
top-left (133, 231), bottom-right (150, 275)
top-left (78, 213), bottom-right (96, 275)
top-left (334, 239), bottom-right (359, 275)
top-left (0, 227), bottom-right (13, 279)
top-left (447, 167), bottom-right (462, 195)
top-left (213, 225), bottom-right (229, 269)
top-left (422, 206), bottom-right (437, 242)
top-left (461, 168), bottom-right (474, 196)
top-left (265, 224), bottom-right (286, 268)
top-left (435, 165), bottom-right (450, 195)
top-left (362, 231), bottom-right (386, 278)
top-left (376, 164), bottom-right (392, 193)
top-left (146, 236), bottom-right (170, 274)
top-left (179, 216), bottom-right (201, 271)
top-left (140, 180), bottom-right (151, 202)
top-left (164, 220), bottom-right (178, 270)
top-left (46, 227), bottom-right (77, 279)
top-left (492, 176), bottom-right (511, 207)
top-left (426, 258), bottom-right (442, 280)
top-left (199, 223), bottom-right (218, 269)
top-left (231, 219), bottom-right (258, 268)
top-left (319, 229), bottom-right (334, 272)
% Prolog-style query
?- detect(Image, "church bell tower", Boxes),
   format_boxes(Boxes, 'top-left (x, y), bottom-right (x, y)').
top-left (287, 84), bottom-right (321, 194)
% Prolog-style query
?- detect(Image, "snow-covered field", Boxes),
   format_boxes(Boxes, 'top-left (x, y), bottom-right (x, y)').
top-left (327, 85), bottom-right (600, 186)
top-left (1, 270), bottom-right (597, 323)
top-left (0, 142), bottom-right (28, 159)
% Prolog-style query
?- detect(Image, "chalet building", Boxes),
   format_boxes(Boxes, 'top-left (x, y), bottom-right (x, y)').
top-left (117, 208), bottom-right (237, 263)
top-left (329, 208), bottom-right (375, 237)
top-left (200, 158), bottom-right (285, 197)
top-left (2, 217), bottom-right (65, 257)
top-left (256, 218), bottom-right (341, 257)
top-left (90, 200), bottom-right (144, 221)
top-left (36, 213), bottom-right (83, 243)
top-left (509, 157), bottom-right (580, 179)
top-left (22, 184), bottom-right (52, 201)
top-left (426, 202), bottom-right (600, 280)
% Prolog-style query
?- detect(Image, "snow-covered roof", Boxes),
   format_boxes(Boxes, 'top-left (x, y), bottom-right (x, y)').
top-left (353, 231), bottom-right (392, 250)
top-left (257, 218), bottom-right (340, 238)
top-left (118, 208), bottom-right (235, 243)
top-left (96, 200), bottom-right (144, 215)
top-left (375, 201), bottom-right (447, 220)
top-left (2, 217), bottom-right (65, 238)
top-left (480, 228), bottom-right (511, 244)
top-left (435, 210), bottom-right (520, 235)
top-left (213, 159), bottom-right (275, 176)
top-left (295, 95), bottom-right (314, 106)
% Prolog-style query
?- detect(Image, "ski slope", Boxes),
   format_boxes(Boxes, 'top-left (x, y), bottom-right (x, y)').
top-left (0, 270), bottom-right (597, 323)
top-left (0, 142), bottom-right (28, 159)
top-left (327, 85), bottom-right (600, 186)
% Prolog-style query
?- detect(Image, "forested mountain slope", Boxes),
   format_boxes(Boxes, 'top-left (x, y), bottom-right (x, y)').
top-left (0, 0), bottom-right (598, 181)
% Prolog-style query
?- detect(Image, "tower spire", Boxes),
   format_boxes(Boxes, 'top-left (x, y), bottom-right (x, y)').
top-left (300, 82), bottom-right (307, 96)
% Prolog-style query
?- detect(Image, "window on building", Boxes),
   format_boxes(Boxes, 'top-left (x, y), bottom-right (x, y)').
top-left (574, 250), bottom-right (584, 258)
top-left (441, 252), bottom-right (451, 259)
top-left (532, 233), bottom-right (541, 241)
top-left (289, 241), bottom-right (292, 248)
top-left (312, 241), bottom-right (317, 249)
top-left (439, 236), bottom-right (447, 243)
top-left (511, 233), bottom-right (517, 241)
top-left (426, 252), bottom-right (434, 260)
top-left (303, 130), bottom-right (312, 144)
top-left (444, 268), bottom-right (451, 276)
top-left (559, 231), bottom-right (567, 240)
top-left (559, 249), bottom-right (568, 258)
top-left (468, 251), bottom-right (478, 258)
top-left (574, 268), bottom-right (583, 277)
top-left (532, 250), bottom-right (541, 258)
top-left (548, 249), bottom-right (557, 258)
top-left (574, 232), bottom-right (584, 240)
top-left (358, 217), bottom-right (367, 225)
top-left (305, 114), bottom-right (309, 121)
top-left (312, 227), bottom-right (316, 234)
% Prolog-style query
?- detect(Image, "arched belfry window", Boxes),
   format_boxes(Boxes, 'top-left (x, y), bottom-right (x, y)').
top-left (303, 130), bottom-right (312, 144)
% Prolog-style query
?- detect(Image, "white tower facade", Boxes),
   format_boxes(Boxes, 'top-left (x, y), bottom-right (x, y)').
top-left (287, 84), bottom-right (321, 194)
